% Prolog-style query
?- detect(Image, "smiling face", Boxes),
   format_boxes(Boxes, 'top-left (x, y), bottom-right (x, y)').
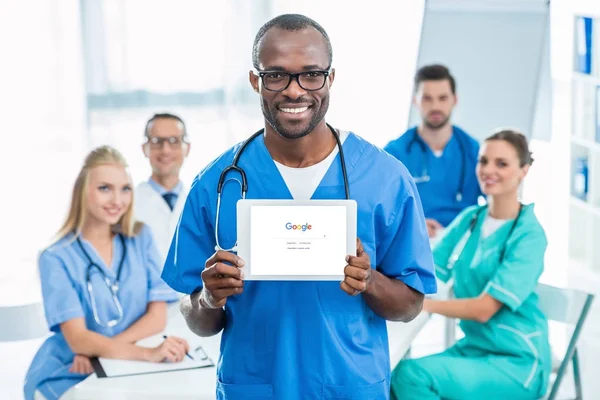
top-left (476, 139), bottom-right (529, 196)
top-left (249, 27), bottom-right (334, 140)
top-left (143, 117), bottom-right (189, 178)
top-left (85, 164), bottom-right (133, 227)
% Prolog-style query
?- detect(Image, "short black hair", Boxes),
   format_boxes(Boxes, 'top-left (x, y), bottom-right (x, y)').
top-left (414, 64), bottom-right (456, 94)
top-left (252, 14), bottom-right (333, 70)
top-left (144, 113), bottom-right (187, 137)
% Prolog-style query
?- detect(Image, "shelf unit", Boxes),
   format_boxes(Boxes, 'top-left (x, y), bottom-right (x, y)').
top-left (570, 16), bottom-right (600, 274)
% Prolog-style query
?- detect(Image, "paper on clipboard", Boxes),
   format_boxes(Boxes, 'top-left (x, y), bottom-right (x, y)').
top-left (92, 343), bottom-right (215, 378)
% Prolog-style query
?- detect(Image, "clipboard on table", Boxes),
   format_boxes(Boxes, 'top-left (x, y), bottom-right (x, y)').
top-left (91, 344), bottom-right (215, 378)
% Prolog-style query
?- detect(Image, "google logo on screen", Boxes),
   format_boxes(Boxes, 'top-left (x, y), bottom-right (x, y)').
top-left (285, 222), bottom-right (312, 232)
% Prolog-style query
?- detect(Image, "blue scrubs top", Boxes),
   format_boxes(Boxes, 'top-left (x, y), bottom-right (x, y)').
top-left (384, 126), bottom-right (482, 227)
top-left (24, 226), bottom-right (179, 400)
top-left (162, 132), bottom-right (437, 400)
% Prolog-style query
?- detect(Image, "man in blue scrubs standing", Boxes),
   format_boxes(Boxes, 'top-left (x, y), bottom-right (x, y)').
top-left (163, 14), bottom-right (436, 400)
top-left (384, 65), bottom-right (482, 239)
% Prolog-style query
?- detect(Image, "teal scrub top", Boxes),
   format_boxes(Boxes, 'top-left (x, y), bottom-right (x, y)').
top-left (433, 204), bottom-right (551, 394)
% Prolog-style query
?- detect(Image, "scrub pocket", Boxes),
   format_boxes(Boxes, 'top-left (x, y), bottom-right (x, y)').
top-left (216, 380), bottom-right (273, 399)
top-left (321, 379), bottom-right (387, 399)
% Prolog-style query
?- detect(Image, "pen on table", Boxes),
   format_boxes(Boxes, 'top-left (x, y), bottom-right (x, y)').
top-left (163, 335), bottom-right (194, 360)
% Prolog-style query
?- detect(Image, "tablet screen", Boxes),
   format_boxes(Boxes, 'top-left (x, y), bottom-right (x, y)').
top-left (249, 205), bottom-right (347, 277)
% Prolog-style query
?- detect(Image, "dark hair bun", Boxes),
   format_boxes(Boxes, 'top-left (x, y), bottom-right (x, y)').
top-left (486, 128), bottom-right (533, 166)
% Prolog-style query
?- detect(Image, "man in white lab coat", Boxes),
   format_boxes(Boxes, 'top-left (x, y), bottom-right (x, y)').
top-left (135, 113), bottom-right (191, 266)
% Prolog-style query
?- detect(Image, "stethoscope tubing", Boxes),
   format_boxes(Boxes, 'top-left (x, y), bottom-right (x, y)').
top-left (77, 233), bottom-right (127, 327)
top-left (406, 129), bottom-right (466, 201)
top-left (214, 124), bottom-right (351, 252)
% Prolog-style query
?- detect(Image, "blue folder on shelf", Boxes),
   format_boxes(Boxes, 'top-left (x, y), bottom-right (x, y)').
top-left (575, 16), bottom-right (593, 74)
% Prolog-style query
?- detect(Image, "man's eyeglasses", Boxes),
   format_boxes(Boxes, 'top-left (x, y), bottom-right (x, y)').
top-left (144, 136), bottom-right (187, 149)
top-left (256, 68), bottom-right (332, 92)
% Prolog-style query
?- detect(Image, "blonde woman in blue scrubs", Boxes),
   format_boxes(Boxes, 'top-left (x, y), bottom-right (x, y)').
top-left (24, 146), bottom-right (189, 400)
top-left (391, 130), bottom-right (551, 399)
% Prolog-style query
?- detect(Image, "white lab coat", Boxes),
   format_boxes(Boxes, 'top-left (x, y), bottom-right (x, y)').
top-left (134, 181), bottom-right (188, 267)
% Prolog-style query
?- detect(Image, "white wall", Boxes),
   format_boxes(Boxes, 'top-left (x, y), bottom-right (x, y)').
top-left (271, 1), bottom-right (426, 148)
top-left (0, 0), bottom-right (87, 305)
top-left (409, 5), bottom-right (549, 141)
top-left (0, 2), bottom-right (87, 398)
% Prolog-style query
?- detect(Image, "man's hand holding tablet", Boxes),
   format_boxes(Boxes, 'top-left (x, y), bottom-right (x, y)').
top-left (198, 251), bottom-right (245, 309)
top-left (341, 238), bottom-right (372, 296)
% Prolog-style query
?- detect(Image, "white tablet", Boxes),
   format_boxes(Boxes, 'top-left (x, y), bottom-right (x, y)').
top-left (236, 199), bottom-right (357, 281)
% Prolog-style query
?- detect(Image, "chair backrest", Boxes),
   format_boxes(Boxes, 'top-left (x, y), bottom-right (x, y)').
top-left (536, 284), bottom-right (595, 400)
top-left (0, 302), bottom-right (48, 342)
top-left (536, 283), bottom-right (594, 326)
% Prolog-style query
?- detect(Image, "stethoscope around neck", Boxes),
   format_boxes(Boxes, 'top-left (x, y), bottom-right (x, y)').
top-left (470, 203), bottom-right (523, 263)
top-left (447, 203), bottom-right (524, 269)
top-left (77, 234), bottom-right (127, 328)
top-left (406, 129), bottom-right (467, 202)
top-left (214, 123), bottom-right (350, 252)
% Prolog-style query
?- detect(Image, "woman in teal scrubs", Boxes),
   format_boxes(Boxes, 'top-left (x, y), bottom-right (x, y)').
top-left (24, 146), bottom-right (189, 400)
top-left (391, 130), bottom-right (551, 400)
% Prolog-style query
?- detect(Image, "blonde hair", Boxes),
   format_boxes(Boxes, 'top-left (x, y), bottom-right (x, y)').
top-left (54, 145), bottom-right (142, 243)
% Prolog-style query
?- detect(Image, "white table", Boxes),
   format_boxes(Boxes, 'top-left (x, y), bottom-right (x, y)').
top-left (71, 310), bottom-right (430, 400)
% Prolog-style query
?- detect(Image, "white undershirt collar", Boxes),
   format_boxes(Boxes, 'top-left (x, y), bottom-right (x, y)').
top-left (274, 131), bottom-right (350, 200)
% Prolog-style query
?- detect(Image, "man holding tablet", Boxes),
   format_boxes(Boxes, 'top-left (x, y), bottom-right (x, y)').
top-left (162, 13), bottom-right (436, 400)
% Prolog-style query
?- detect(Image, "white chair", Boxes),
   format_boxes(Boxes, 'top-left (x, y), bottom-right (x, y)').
top-left (0, 302), bottom-right (48, 342)
top-left (536, 283), bottom-right (594, 400)
top-left (443, 283), bottom-right (594, 400)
